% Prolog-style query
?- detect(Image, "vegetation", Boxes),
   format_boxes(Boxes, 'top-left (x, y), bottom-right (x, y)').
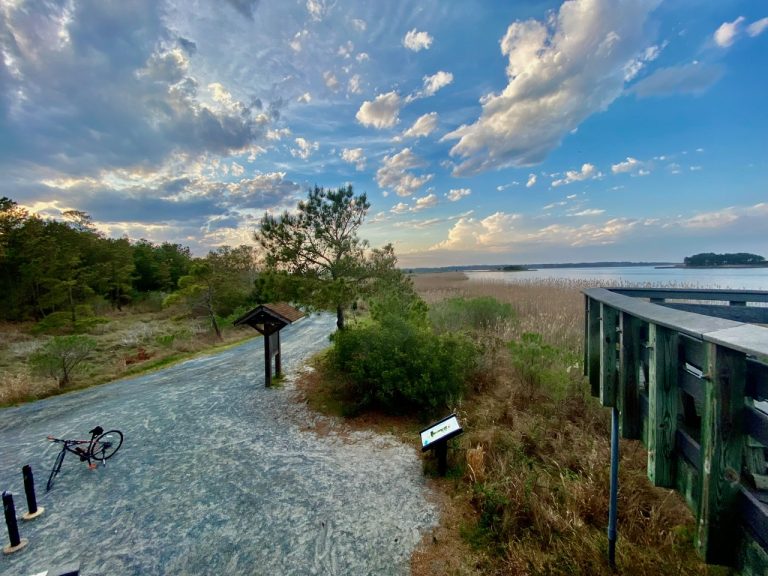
top-left (254, 185), bottom-right (400, 330)
top-left (29, 335), bottom-right (96, 387)
top-left (301, 273), bottom-right (711, 575)
top-left (683, 251), bottom-right (765, 267)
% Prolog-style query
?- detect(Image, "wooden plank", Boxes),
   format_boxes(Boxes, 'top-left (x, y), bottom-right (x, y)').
top-left (676, 429), bottom-right (702, 471)
top-left (679, 370), bottom-right (705, 405)
top-left (746, 358), bottom-right (768, 401)
top-left (619, 313), bottom-right (641, 439)
top-left (612, 287), bottom-right (768, 304)
top-left (704, 325), bottom-right (768, 359)
top-left (587, 297), bottom-right (601, 397)
top-left (582, 289), bottom-right (742, 340)
top-left (737, 528), bottom-right (768, 576)
top-left (600, 303), bottom-right (618, 407)
top-left (662, 303), bottom-right (768, 324)
top-left (745, 405), bottom-right (768, 447)
top-left (681, 334), bottom-right (707, 371)
top-left (676, 458), bottom-right (700, 514)
top-left (740, 487), bottom-right (768, 550)
top-left (697, 343), bottom-right (746, 565)
top-left (647, 323), bottom-right (679, 488)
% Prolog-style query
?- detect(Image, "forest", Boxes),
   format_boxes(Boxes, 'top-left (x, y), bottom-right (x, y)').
top-left (683, 252), bottom-right (766, 267)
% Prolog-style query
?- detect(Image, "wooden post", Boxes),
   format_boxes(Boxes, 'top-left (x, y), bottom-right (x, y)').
top-left (274, 331), bottom-right (281, 378)
top-left (619, 313), bottom-right (641, 439)
top-left (600, 303), bottom-right (618, 407)
top-left (696, 343), bottom-right (745, 565)
top-left (587, 297), bottom-right (601, 397)
top-left (647, 323), bottom-right (679, 488)
top-left (264, 328), bottom-right (272, 387)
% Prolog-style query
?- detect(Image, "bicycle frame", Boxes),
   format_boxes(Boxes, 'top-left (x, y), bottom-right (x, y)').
top-left (46, 426), bottom-right (122, 491)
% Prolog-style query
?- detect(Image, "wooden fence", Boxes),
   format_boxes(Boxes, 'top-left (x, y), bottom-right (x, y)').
top-left (583, 287), bottom-right (768, 573)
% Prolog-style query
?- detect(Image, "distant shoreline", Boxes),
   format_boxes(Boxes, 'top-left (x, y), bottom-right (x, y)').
top-left (658, 264), bottom-right (768, 269)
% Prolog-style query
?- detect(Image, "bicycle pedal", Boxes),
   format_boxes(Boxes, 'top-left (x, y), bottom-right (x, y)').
top-left (88, 463), bottom-right (97, 470)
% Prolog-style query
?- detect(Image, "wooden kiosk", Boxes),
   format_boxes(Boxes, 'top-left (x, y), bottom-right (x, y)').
top-left (234, 303), bottom-right (305, 387)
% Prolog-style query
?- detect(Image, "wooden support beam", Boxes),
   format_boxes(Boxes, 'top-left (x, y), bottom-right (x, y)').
top-left (696, 343), bottom-right (746, 565)
top-left (619, 313), bottom-right (642, 439)
top-left (647, 323), bottom-right (679, 488)
top-left (600, 303), bottom-right (619, 407)
top-left (587, 297), bottom-right (601, 397)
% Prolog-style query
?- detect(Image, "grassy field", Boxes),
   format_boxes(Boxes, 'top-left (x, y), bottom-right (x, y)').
top-left (0, 305), bottom-right (255, 406)
top-left (301, 272), bottom-right (718, 575)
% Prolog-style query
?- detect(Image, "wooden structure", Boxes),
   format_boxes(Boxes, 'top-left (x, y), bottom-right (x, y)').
top-left (234, 303), bottom-right (305, 387)
top-left (583, 287), bottom-right (768, 572)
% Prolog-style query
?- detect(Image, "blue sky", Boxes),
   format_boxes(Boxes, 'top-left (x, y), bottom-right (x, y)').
top-left (1, 0), bottom-right (766, 266)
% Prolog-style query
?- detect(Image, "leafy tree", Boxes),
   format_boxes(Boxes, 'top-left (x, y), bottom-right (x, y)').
top-left (29, 335), bottom-right (97, 387)
top-left (255, 185), bottom-right (399, 330)
top-left (165, 245), bottom-right (257, 339)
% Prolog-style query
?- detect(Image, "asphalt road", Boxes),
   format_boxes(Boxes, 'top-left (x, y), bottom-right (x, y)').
top-left (0, 314), bottom-right (437, 575)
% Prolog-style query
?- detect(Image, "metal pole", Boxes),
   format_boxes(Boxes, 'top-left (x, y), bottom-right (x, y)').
top-left (3, 491), bottom-right (28, 554)
top-left (436, 442), bottom-right (448, 476)
top-left (22, 465), bottom-right (44, 520)
top-left (608, 406), bottom-right (620, 569)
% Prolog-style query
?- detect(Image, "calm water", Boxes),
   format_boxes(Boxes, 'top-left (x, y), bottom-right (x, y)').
top-left (466, 266), bottom-right (768, 290)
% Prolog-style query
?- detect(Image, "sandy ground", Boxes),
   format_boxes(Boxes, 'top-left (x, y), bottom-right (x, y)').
top-left (0, 314), bottom-right (437, 575)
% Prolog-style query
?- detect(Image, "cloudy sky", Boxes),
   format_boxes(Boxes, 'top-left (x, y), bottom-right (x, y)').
top-left (1, 0), bottom-right (766, 266)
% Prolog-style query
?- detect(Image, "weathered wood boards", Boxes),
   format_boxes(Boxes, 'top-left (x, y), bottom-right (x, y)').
top-left (583, 287), bottom-right (768, 572)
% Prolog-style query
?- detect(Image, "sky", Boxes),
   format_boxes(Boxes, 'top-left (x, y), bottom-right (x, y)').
top-left (1, 0), bottom-right (766, 267)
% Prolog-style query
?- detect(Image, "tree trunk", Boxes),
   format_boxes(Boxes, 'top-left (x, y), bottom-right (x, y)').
top-left (336, 305), bottom-right (345, 331)
top-left (206, 288), bottom-right (222, 340)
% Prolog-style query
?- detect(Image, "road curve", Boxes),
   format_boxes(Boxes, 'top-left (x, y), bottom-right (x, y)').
top-left (0, 314), bottom-right (437, 575)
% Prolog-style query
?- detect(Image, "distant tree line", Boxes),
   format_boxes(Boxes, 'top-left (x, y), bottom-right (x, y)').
top-left (0, 197), bottom-right (258, 326)
top-left (683, 252), bottom-right (766, 267)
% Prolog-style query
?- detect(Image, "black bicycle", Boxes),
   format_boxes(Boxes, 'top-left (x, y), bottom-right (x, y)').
top-left (46, 426), bottom-right (123, 491)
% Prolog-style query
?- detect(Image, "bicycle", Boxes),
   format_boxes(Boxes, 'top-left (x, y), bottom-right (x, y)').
top-left (46, 426), bottom-right (123, 491)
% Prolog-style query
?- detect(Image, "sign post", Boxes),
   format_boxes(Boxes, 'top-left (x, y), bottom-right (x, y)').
top-left (420, 414), bottom-right (463, 476)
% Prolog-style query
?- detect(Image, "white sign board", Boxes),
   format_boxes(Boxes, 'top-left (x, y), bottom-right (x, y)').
top-left (420, 414), bottom-right (462, 451)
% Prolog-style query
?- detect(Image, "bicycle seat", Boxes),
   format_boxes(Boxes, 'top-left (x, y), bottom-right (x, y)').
top-left (89, 426), bottom-right (104, 436)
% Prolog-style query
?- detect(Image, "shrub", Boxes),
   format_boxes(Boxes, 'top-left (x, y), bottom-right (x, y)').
top-left (429, 296), bottom-right (515, 334)
top-left (29, 335), bottom-right (97, 387)
top-left (508, 332), bottom-right (575, 399)
top-left (330, 313), bottom-right (476, 414)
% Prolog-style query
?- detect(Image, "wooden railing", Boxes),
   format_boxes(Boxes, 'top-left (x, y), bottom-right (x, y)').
top-left (583, 287), bottom-right (768, 572)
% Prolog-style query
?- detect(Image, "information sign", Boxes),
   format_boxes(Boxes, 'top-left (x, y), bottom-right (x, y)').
top-left (420, 414), bottom-right (462, 452)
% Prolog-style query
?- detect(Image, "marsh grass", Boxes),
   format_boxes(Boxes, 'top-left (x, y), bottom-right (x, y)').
top-left (405, 272), bottom-right (713, 575)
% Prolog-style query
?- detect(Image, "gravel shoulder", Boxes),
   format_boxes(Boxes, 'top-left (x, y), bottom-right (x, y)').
top-left (0, 314), bottom-right (437, 576)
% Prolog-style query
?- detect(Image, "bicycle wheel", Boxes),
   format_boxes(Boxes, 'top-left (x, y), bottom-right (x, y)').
top-left (47, 449), bottom-right (66, 491)
top-left (90, 430), bottom-right (123, 463)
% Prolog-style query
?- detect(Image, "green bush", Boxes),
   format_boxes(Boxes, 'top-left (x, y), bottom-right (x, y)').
top-left (330, 313), bottom-right (476, 415)
top-left (508, 332), bottom-right (573, 399)
top-left (29, 335), bottom-right (97, 386)
top-left (429, 296), bottom-right (515, 334)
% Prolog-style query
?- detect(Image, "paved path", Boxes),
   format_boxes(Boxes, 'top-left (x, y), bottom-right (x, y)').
top-left (0, 315), bottom-right (437, 575)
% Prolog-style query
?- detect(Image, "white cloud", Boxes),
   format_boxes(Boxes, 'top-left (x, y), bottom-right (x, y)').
top-left (408, 71), bottom-right (454, 101)
top-left (376, 148), bottom-right (432, 197)
top-left (432, 212), bottom-right (521, 250)
top-left (297, 92), bottom-right (312, 103)
top-left (611, 156), bottom-right (643, 173)
top-left (323, 71), bottom-right (340, 91)
top-left (714, 16), bottom-right (745, 47)
top-left (352, 18), bottom-right (367, 32)
top-left (552, 163), bottom-right (600, 186)
top-left (443, 0), bottom-right (662, 175)
top-left (526, 174), bottom-right (537, 188)
top-left (631, 61), bottom-right (724, 97)
top-left (337, 41), bottom-right (354, 59)
top-left (413, 193), bottom-right (438, 212)
top-left (348, 74), bottom-right (362, 94)
top-left (290, 137), bottom-right (318, 159)
top-left (403, 29), bottom-right (433, 52)
top-left (572, 208), bottom-right (606, 216)
top-left (290, 30), bottom-right (309, 52)
top-left (231, 162), bottom-right (244, 177)
top-left (402, 112), bottom-right (439, 139)
top-left (446, 188), bottom-right (471, 202)
top-left (356, 52), bottom-right (370, 63)
top-left (356, 91), bottom-right (401, 129)
top-left (266, 128), bottom-right (291, 141)
top-left (747, 17), bottom-right (768, 37)
top-left (391, 202), bottom-right (409, 214)
top-left (307, 0), bottom-right (333, 21)
top-left (340, 147), bottom-right (366, 170)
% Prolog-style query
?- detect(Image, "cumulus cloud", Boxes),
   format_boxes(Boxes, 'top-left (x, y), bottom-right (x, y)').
top-left (432, 212), bottom-right (521, 250)
top-left (419, 71), bottom-right (453, 97)
top-left (376, 148), bottom-right (433, 197)
top-left (714, 16), bottom-right (745, 47)
top-left (352, 18), bottom-right (367, 32)
top-left (402, 112), bottom-right (439, 139)
top-left (413, 193), bottom-right (439, 212)
top-left (630, 61), bottom-right (724, 97)
top-left (355, 91), bottom-right (401, 129)
top-left (572, 208), bottom-right (606, 216)
top-left (443, 0), bottom-right (662, 175)
top-left (340, 147), bottom-right (366, 170)
top-left (552, 163), bottom-right (600, 186)
top-left (290, 29), bottom-right (309, 52)
top-left (290, 137), bottom-right (319, 159)
top-left (297, 92), bottom-right (312, 103)
top-left (526, 174), bottom-right (537, 188)
top-left (748, 17), bottom-right (768, 37)
top-left (348, 74), bottom-right (362, 94)
top-left (323, 71), bottom-right (340, 91)
top-left (446, 188), bottom-right (471, 202)
top-left (611, 156), bottom-right (647, 174)
top-left (403, 29), bottom-right (433, 51)
top-left (306, 0), bottom-right (334, 21)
